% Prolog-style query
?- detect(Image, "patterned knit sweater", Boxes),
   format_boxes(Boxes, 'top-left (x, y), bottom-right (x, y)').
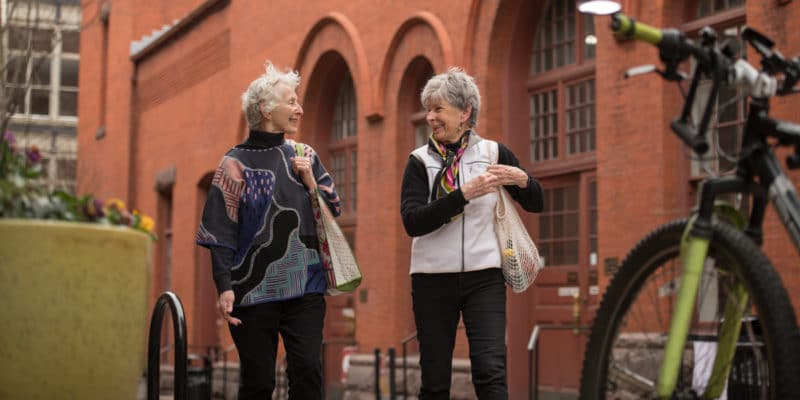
top-left (197, 130), bottom-right (341, 306)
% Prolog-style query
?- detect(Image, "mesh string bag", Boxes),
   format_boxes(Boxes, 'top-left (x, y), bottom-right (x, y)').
top-left (494, 186), bottom-right (544, 293)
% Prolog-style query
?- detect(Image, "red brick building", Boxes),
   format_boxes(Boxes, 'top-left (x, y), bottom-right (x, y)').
top-left (77, 0), bottom-right (800, 397)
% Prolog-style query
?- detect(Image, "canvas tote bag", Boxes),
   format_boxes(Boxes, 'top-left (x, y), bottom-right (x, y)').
top-left (296, 144), bottom-right (362, 295)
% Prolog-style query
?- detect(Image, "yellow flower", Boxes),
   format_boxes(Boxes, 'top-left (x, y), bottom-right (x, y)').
top-left (104, 198), bottom-right (126, 211)
top-left (138, 215), bottom-right (155, 233)
top-left (503, 248), bottom-right (516, 258)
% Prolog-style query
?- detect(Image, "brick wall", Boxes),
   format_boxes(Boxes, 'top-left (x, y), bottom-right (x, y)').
top-left (78, 0), bottom-right (800, 398)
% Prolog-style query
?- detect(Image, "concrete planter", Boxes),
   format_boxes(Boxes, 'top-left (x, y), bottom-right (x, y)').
top-left (0, 219), bottom-right (151, 399)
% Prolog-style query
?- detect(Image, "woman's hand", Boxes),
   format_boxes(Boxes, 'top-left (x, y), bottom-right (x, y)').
top-left (487, 164), bottom-right (528, 188)
top-left (218, 290), bottom-right (242, 326)
top-left (461, 172), bottom-right (500, 200)
top-left (291, 156), bottom-right (317, 190)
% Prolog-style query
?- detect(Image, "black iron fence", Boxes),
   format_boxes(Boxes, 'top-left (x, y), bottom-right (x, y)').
top-left (146, 291), bottom-right (406, 399)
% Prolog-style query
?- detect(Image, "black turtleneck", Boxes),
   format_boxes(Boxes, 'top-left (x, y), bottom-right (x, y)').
top-left (238, 129), bottom-right (285, 149)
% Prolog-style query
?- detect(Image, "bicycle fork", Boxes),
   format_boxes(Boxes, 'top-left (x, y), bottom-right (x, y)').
top-left (657, 204), bottom-right (750, 398)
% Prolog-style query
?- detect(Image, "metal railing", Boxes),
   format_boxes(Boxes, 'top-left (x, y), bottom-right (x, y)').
top-left (220, 344), bottom-right (237, 399)
top-left (320, 337), bottom-right (357, 399)
top-left (527, 324), bottom-right (590, 400)
top-left (147, 291), bottom-right (188, 400)
top-left (400, 331), bottom-right (418, 400)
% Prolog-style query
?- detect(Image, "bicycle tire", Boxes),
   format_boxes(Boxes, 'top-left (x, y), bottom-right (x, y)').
top-left (579, 219), bottom-right (800, 399)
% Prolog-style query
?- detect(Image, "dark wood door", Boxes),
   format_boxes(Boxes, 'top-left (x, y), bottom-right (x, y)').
top-left (526, 172), bottom-right (598, 393)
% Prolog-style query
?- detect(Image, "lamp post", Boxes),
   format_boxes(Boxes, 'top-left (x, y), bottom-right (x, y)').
top-left (577, 0), bottom-right (621, 15)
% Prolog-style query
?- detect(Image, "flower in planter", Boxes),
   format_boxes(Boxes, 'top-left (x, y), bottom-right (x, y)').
top-left (25, 145), bottom-right (41, 164)
top-left (0, 131), bottom-right (156, 240)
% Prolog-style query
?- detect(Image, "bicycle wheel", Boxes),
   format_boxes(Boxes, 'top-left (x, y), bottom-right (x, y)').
top-left (580, 219), bottom-right (800, 399)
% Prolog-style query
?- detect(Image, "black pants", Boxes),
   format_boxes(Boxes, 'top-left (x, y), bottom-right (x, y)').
top-left (229, 293), bottom-right (326, 400)
top-left (412, 268), bottom-right (508, 400)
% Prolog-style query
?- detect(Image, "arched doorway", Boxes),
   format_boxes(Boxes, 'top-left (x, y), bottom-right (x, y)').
top-left (300, 50), bottom-right (359, 397)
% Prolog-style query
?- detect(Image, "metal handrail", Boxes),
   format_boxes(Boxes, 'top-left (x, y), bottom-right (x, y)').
top-left (527, 324), bottom-right (590, 400)
top-left (400, 331), bottom-right (417, 400)
top-left (374, 349), bottom-right (382, 399)
top-left (320, 337), bottom-right (357, 400)
top-left (147, 291), bottom-right (188, 400)
top-left (388, 348), bottom-right (397, 400)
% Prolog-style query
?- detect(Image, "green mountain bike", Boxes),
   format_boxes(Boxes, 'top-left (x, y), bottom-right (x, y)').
top-left (579, 13), bottom-right (800, 399)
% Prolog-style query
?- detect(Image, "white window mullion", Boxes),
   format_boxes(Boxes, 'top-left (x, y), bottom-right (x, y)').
top-left (23, 52), bottom-right (32, 114)
top-left (50, 27), bottom-right (60, 119)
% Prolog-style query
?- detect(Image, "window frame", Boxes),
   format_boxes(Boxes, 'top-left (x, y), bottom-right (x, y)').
top-left (682, 8), bottom-right (746, 179)
top-left (526, 0), bottom-right (597, 176)
top-left (526, 65), bottom-right (596, 177)
top-left (329, 73), bottom-right (358, 227)
top-left (5, 20), bottom-right (80, 124)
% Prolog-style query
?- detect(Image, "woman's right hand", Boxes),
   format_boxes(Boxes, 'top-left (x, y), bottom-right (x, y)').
top-left (291, 156), bottom-right (317, 190)
top-left (218, 290), bottom-right (242, 326)
top-left (461, 172), bottom-right (499, 200)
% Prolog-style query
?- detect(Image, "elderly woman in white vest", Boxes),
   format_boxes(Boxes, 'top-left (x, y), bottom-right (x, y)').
top-left (400, 67), bottom-right (543, 400)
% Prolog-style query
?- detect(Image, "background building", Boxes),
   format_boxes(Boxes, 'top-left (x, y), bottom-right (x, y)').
top-left (76, 0), bottom-right (800, 398)
top-left (5, 0), bottom-right (80, 193)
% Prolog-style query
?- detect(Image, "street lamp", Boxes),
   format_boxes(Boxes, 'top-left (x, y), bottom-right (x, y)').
top-left (577, 0), bottom-right (621, 15)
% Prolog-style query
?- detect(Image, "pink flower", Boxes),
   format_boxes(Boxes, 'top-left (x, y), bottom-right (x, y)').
top-left (3, 131), bottom-right (17, 153)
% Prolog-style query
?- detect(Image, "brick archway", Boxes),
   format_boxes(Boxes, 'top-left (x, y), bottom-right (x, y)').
top-left (467, 0), bottom-right (548, 395)
top-left (294, 18), bottom-right (363, 394)
top-left (294, 12), bottom-right (374, 123)
top-left (376, 11), bottom-right (454, 118)
top-left (368, 14), bottom-right (451, 350)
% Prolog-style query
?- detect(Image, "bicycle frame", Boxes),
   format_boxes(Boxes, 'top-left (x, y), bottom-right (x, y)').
top-left (658, 98), bottom-right (800, 397)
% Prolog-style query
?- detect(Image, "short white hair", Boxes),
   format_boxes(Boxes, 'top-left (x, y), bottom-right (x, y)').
top-left (241, 61), bottom-right (301, 129)
top-left (420, 67), bottom-right (481, 128)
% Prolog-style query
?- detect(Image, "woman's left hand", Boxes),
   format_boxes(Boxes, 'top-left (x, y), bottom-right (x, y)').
top-left (487, 164), bottom-right (528, 188)
top-left (291, 156), bottom-right (317, 190)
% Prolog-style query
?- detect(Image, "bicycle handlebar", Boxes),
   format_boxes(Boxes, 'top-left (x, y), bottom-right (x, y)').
top-left (611, 14), bottom-right (712, 67)
top-left (610, 14), bottom-right (719, 153)
top-left (608, 13), bottom-right (800, 154)
top-left (611, 13), bottom-right (798, 96)
top-left (609, 13), bottom-right (662, 46)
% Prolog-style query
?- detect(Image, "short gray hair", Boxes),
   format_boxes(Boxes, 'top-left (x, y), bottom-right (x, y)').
top-left (420, 67), bottom-right (481, 128)
top-left (241, 62), bottom-right (301, 129)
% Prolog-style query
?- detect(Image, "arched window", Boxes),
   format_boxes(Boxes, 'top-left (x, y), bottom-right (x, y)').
top-left (527, 0), bottom-right (598, 269)
top-left (406, 58), bottom-right (433, 150)
top-left (330, 73), bottom-right (358, 222)
top-left (529, 0), bottom-right (596, 162)
top-left (531, 0), bottom-right (595, 74)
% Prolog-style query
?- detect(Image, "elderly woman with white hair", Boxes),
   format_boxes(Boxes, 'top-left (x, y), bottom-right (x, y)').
top-left (197, 62), bottom-right (340, 399)
top-left (401, 67), bottom-right (543, 399)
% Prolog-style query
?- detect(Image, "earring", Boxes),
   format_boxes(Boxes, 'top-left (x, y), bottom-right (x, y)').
top-left (457, 122), bottom-right (463, 133)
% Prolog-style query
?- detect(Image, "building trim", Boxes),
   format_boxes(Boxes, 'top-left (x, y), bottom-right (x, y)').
top-left (129, 0), bottom-right (229, 63)
top-left (295, 12), bottom-right (376, 121)
top-left (376, 11), bottom-right (454, 121)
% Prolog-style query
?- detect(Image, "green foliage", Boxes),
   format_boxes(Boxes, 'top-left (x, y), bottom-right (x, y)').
top-left (0, 131), bottom-right (156, 239)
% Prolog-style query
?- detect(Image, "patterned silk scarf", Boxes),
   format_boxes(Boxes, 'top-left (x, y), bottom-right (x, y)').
top-left (430, 130), bottom-right (471, 201)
